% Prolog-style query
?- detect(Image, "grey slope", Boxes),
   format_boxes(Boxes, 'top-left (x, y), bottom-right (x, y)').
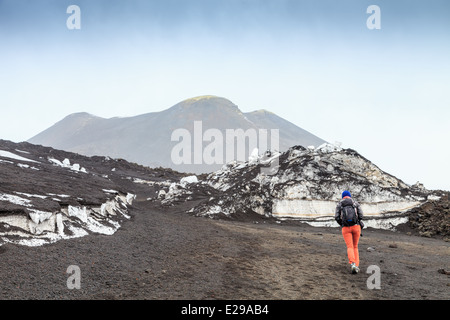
top-left (28, 96), bottom-right (327, 173)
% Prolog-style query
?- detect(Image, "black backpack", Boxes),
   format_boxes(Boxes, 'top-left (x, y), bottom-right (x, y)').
top-left (340, 198), bottom-right (359, 227)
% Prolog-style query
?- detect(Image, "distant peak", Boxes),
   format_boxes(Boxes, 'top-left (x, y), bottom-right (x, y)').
top-left (248, 109), bottom-right (275, 116)
top-left (182, 95), bottom-right (222, 103)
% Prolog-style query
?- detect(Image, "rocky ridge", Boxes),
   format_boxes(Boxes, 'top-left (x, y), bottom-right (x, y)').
top-left (159, 143), bottom-right (446, 232)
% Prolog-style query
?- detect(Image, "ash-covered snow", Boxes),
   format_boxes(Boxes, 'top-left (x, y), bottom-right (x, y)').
top-left (14, 192), bottom-right (48, 199)
top-left (0, 193), bottom-right (33, 207)
top-left (161, 143), bottom-right (437, 230)
top-left (0, 140), bottom-right (151, 247)
top-left (180, 175), bottom-right (198, 186)
top-left (0, 150), bottom-right (39, 163)
top-left (48, 157), bottom-right (87, 173)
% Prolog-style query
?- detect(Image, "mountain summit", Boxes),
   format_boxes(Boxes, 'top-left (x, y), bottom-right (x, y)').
top-left (28, 96), bottom-right (326, 173)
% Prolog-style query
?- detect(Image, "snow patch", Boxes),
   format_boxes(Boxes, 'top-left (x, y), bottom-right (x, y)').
top-left (47, 193), bottom-right (70, 198)
top-left (248, 148), bottom-right (259, 163)
top-left (15, 149), bottom-right (30, 154)
top-left (103, 189), bottom-right (118, 194)
top-left (48, 158), bottom-right (87, 173)
top-left (161, 145), bottom-right (433, 231)
top-left (17, 163), bottom-right (39, 170)
top-left (0, 193), bottom-right (32, 207)
top-left (0, 150), bottom-right (39, 163)
top-left (126, 193), bottom-right (136, 205)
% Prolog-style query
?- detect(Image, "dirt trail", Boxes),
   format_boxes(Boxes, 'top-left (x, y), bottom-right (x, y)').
top-left (211, 220), bottom-right (449, 299)
top-left (0, 200), bottom-right (448, 300)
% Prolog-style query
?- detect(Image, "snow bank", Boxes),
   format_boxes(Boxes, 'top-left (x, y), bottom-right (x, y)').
top-left (0, 150), bottom-right (39, 163)
top-left (272, 199), bottom-right (421, 219)
top-left (0, 191), bottom-right (136, 247)
top-left (161, 145), bottom-right (433, 231)
top-left (315, 142), bottom-right (342, 153)
top-left (248, 148), bottom-right (259, 163)
top-left (180, 175), bottom-right (198, 186)
top-left (14, 192), bottom-right (47, 199)
top-left (0, 193), bottom-right (32, 207)
top-left (272, 198), bottom-right (421, 230)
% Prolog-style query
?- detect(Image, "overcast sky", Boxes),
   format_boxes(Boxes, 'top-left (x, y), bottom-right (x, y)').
top-left (1, 0), bottom-right (449, 190)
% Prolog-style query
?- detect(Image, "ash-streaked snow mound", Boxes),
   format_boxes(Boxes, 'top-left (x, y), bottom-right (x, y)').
top-left (0, 139), bottom-right (184, 247)
top-left (159, 143), bottom-right (444, 230)
top-left (0, 191), bottom-right (134, 247)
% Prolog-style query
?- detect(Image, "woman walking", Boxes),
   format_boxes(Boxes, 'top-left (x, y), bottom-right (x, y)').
top-left (335, 190), bottom-right (364, 274)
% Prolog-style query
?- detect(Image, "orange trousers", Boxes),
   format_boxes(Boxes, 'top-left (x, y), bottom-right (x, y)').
top-left (342, 225), bottom-right (361, 266)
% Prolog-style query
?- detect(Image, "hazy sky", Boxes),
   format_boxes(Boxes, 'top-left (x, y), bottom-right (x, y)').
top-left (1, 0), bottom-right (449, 190)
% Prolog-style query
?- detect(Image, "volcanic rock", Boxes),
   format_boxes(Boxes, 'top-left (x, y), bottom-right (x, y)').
top-left (160, 143), bottom-right (442, 231)
top-left (0, 139), bottom-right (185, 246)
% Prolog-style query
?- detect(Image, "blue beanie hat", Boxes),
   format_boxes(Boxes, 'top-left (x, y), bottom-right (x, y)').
top-left (342, 190), bottom-right (351, 198)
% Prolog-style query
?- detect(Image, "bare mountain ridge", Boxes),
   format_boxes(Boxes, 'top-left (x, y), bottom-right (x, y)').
top-left (28, 96), bottom-right (326, 173)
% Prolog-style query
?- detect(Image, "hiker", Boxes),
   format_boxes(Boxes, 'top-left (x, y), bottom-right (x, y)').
top-left (335, 190), bottom-right (364, 274)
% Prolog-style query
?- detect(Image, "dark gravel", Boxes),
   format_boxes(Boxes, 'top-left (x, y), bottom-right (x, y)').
top-left (0, 199), bottom-right (448, 300)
